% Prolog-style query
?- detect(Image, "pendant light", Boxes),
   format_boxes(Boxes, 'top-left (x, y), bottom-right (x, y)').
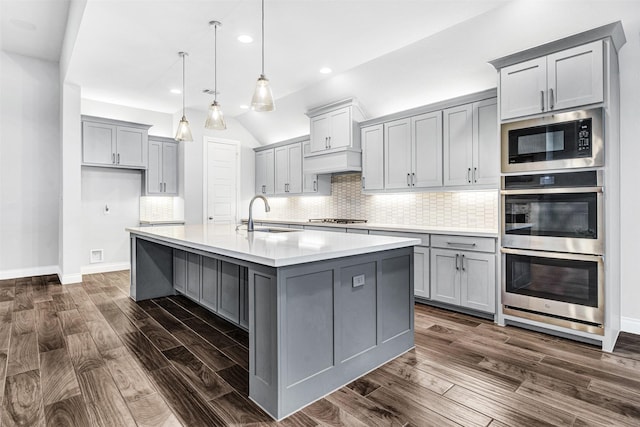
top-left (175, 52), bottom-right (193, 142)
top-left (250, 0), bottom-right (275, 111)
top-left (205, 21), bottom-right (227, 130)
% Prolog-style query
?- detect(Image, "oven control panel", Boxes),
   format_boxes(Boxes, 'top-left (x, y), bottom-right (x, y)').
top-left (577, 122), bottom-right (591, 155)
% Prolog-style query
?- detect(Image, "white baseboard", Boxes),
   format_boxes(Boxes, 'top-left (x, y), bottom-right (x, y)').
top-left (0, 265), bottom-right (58, 280)
top-left (621, 317), bottom-right (640, 335)
top-left (81, 262), bottom-right (130, 275)
top-left (57, 269), bottom-right (83, 285)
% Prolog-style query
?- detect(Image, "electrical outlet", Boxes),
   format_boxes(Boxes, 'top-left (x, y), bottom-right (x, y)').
top-left (352, 274), bottom-right (365, 288)
top-left (90, 249), bottom-right (104, 263)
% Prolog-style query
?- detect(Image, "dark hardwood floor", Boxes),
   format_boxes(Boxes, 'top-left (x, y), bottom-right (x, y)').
top-left (1, 271), bottom-right (640, 426)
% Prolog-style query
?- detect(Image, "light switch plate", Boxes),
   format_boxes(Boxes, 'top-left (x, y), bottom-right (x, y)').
top-left (352, 274), bottom-right (365, 288)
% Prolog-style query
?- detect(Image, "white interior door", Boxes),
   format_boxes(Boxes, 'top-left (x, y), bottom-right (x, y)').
top-left (205, 139), bottom-right (239, 224)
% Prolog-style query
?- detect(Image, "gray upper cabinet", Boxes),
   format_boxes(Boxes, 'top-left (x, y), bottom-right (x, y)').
top-left (82, 115), bottom-right (150, 169)
top-left (255, 148), bottom-right (275, 195)
top-left (500, 40), bottom-right (603, 120)
top-left (361, 124), bottom-right (384, 191)
top-left (302, 141), bottom-right (331, 195)
top-left (146, 135), bottom-right (178, 196)
top-left (444, 99), bottom-right (498, 187)
top-left (309, 106), bottom-right (354, 153)
top-left (274, 142), bottom-right (302, 195)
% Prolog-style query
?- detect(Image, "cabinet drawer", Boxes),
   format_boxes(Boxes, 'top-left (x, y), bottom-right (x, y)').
top-left (431, 234), bottom-right (495, 253)
top-left (369, 230), bottom-right (429, 246)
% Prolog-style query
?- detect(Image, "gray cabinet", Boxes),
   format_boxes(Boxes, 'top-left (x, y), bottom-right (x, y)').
top-left (443, 99), bottom-right (498, 187)
top-left (430, 235), bottom-right (496, 314)
top-left (274, 142), bottom-right (303, 195)
top-left (200, 256), bottom-right (219, 312)
top-left (146, 136), bottom-right (178, 195)
top-left (255, 148), bottom-right (275, 195)
top-left (500, 40), bottom-right (603, 120)
top-left (218, 261), bottom-right (241, 324)
top-left (361, 124), bottom-right (384, 191)
top-left (82, 116), bottom-right (150, 169)
top-left (309, 106), bottom-right (354, 153)
top-left (173, 249), bottom-right (187, 293)
top-left (302, 141), bottom-right (331, 195)
top-left (173, 250), bottom-right (201, 300)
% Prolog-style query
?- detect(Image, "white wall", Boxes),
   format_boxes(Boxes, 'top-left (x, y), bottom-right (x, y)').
top-left (179, 108), bottom-right (260, 225)
top-left (0, 52), bottom-right (60, 278)
top-left (81, 99), bottom-right (174, 137)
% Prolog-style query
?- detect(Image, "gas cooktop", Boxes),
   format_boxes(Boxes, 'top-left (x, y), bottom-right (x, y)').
top-left (308, 218), bottom-right (368, 224)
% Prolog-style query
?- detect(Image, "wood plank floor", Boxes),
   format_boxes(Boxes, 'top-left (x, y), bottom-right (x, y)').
top-left (1, 272), bottom-right (639, 426)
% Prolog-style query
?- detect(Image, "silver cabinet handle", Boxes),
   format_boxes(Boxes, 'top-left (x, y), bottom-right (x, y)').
top-left (117, 153), bottom-right (120, 164)
top-left (540, 90), bottom-right (545, 111)
top-left (313, 180), bottom-right (317, 192)
top-left (112, 153), bottom-right (115, 164)
top-left (361, 176), bottom-right (365, 189)
top-left (461, 254), bottom-right (465, 271)
top-left (261, 185), bottom-right (266, 194)
top-left (159, 182), bottom-right (162, 192)
top-left (328, 136), bottom-right (331, 148)
top-left (325, 137), bottom-right (329, 149)
top-left (407, 173), bottom-right (411, 187)
top-left (467, 168), bottom-right (471, 183)
top-left (549, 88), bottom-right (554, 110)
top-left (447, 241), bottom-right (476, 247)
top-left (411, 172), bottom-right (416, 186)
top-left (164, 182), bottom-right (167, 192)
top-left (455, 254), bottom-right (459, 270)
top-left (208, 216), bottom-right (213, 220)
top-left (473, 167), bottom-right (477, 183)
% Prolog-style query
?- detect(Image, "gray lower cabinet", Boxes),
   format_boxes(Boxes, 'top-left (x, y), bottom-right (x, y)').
top-left (173, 250), bottom-right (247, 329)
top-left (430, 235), bottom-right (496, 313)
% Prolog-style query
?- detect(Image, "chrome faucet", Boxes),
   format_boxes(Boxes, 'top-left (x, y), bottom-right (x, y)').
top-left (247, 195), bottom-right (270, 232)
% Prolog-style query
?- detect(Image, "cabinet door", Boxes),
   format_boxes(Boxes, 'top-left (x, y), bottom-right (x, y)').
top-left (287, 143), bottom-right (302, 194)
top-left (218, 261), bottom-right (240, 323)
top-left (548, 40), bottom-right (603, 112)
top-left (412, 111), bottom-right (443, 188)
top-left (443, 104), bottom-right (473, 186)
top-left (310, 115), bottom-right (330, 152)
top-left (430, 248), bottom-right (459, 305)
top-left (82, 121), bottom-right (115, 165)
top-left (414, 246), bottom-right (430, 299)
top-left (185, 253), bottom-right (201, 300)
top-left (361, 125), bottom-right (384, 191)
top-left (384, 118), bottom-right (412, 190)
top-left (327, 107), bottom-right (351, 150)
top-left (500, 56), bottom-right (547, 120)
top-left (173, 250), bottom-right (187, 293)
top-left (255, 150), bottom-right (267, 194)
top-left (116, 126), bottom-right (146, 167)
top-left (162, 142), bottom-right (178, 194)
top-left (147, 140), bottom-right (162, 194)
top-left (201, 256), bottom-right (218, 312)
top-left (274, 146), bottom-right (289, 194)
top-left (472, 99), bottom-right (498, 186)
top-left (239, 267), bottom-right (249, 329)
top-left (460, 252), bottom-right (495, 313)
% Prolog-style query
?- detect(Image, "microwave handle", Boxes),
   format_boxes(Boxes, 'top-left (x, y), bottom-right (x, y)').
top-left (501, 187), bottom-right (603, 195)
top-left (540, 90), bottom-right (545, 111)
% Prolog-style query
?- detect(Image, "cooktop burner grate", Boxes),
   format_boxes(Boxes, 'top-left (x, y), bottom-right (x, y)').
top-left (308, 218), bottom-right (368, 224)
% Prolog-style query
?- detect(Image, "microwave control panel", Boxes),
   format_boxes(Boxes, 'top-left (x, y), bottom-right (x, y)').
top-left (577, 121), bottom-right (591, 155)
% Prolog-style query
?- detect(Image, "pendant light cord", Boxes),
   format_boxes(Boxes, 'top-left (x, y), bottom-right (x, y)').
top-left (214, 24), bottom-right (218, 102)
top-left (261, 0), bottom-right (265, 75)
top-left (182, 53), bottom-right (186, 116)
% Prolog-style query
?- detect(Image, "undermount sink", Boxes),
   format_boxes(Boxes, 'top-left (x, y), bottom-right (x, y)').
top-left (253, 227), bottom-right (300, 233)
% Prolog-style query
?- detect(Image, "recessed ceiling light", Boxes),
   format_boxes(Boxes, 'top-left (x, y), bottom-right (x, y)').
top-left (170, 88), bottom-right (181, 94)
top-left (237, 35), bottom-right (253, 44)
top-left (239, 105), bottom-right (249, 110)
top-left (319, 67), bottom-right (332, 74)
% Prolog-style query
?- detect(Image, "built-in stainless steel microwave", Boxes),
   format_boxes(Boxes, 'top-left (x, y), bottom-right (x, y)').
top-left (501, 108), bottom-right (603, 173)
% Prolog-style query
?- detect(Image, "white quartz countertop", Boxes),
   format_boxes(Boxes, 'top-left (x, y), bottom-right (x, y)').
top-left (127, 224), bottom-right (420, 267)
top-left (250, 218), bottom-right (498, 238)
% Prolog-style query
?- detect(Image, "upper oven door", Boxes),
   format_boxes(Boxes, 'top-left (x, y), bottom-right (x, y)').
top-left (501, 186), bottom-right (604, 255)
top-left (501, 108), bottom-right (603, 173)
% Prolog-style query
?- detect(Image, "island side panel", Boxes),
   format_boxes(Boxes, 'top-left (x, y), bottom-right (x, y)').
top-left (129, 236), bottom-right (174, 301)
top-left (275, 247), bottom-right (415, 420)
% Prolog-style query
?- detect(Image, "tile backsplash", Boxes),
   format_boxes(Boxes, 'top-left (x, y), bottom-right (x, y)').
top-left (262, 173), bottom-right (498, 230)
top-left (139, 197), bottom-right (185, 222)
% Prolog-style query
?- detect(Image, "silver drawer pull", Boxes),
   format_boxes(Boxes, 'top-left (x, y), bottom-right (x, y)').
top-left (447, 242), bottom-right (476, 247)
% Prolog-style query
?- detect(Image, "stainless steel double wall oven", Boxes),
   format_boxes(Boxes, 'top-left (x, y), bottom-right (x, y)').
top-left (500, 108), bottom-right (605, 334)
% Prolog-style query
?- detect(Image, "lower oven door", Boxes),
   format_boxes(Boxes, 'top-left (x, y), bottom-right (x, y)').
top-left (502, 248), bottom-right (604, 328)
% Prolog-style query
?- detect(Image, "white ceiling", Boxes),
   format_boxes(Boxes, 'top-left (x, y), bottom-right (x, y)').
top-left (1, 0), bottom-right (511, 119)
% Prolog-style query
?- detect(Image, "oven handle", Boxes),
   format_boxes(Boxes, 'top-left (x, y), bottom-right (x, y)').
top-left (500, 247), bottom-right (603, 263)
top-left (501, 187), bottom-right (602, 195)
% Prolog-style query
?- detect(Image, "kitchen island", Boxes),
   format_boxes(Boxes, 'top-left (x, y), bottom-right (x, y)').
top-left (127, 224), bottom-right (419, 420)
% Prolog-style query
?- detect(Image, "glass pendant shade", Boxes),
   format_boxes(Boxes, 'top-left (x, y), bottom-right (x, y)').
top-left (175, 115), bottom-right (193, 142)
top-left (205, 100), bottom-right (227, 130)
top-left (251, 74), bottom-right (275, 112)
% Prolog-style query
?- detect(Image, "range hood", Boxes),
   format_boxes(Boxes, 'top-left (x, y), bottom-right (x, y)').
top-left (303, 148), bottom-right (362, 175)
